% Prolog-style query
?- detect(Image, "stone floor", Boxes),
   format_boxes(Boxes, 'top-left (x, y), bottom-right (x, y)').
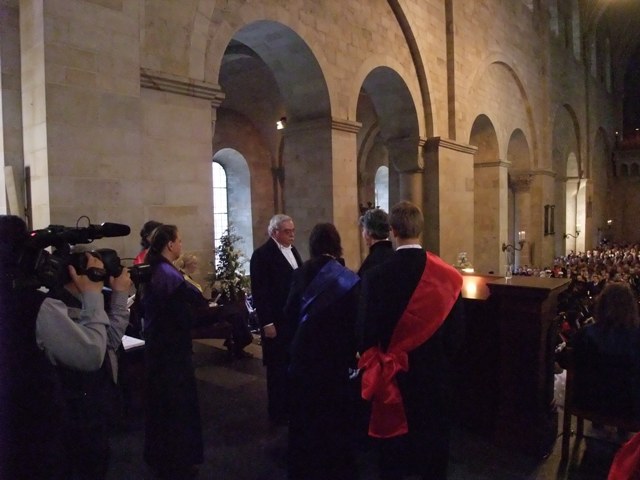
top-left (107, 339), bottom-right (624, 479)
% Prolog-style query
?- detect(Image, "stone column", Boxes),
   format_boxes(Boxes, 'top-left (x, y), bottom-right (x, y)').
top-left (424, 137), bottom-right (477, 265)
top-left (510, 175), bottom-right (532, 268)
top-left (475, 158), bottom-right (509, 274)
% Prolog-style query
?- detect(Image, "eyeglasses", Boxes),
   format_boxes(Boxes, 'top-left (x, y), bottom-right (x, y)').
top-left (278, 228), bottom-right (295, 235)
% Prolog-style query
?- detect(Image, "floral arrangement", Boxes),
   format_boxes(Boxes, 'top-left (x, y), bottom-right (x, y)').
top-left (206, 226), bottom-right (251, 303)
top-left (456, 252), bottom-right (473, 270)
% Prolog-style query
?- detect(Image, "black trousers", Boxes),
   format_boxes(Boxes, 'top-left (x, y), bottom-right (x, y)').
top-left (266, 361), bottom-right (289, 423)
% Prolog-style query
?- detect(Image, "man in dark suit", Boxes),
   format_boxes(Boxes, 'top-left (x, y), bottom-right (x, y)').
top-left (357, 201), bottom-right (464, 480)
top-left (250, 214), bottom-right (302, 425)
top-left (358, 207), bottom-right (394, 277)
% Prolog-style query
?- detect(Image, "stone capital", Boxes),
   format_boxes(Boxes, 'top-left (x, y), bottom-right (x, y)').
top-left (510, 174), bottom-right (532, 192)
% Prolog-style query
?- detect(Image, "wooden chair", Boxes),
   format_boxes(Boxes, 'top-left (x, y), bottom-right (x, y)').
top-left (561, 346), bottom-right (640, 462)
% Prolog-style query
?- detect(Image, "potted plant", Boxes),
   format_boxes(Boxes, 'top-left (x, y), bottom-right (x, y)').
top-left (206, 226), bottom-right (251, 305)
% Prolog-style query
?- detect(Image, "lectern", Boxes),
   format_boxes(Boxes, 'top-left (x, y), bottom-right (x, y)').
top-left (487, 276), bottom-right (570, 457)
top-left (456, 274), bottom-right (570, 457)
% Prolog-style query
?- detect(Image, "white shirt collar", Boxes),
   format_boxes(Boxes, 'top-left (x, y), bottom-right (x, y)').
top-left (396, 244), bottom-right (422, 250)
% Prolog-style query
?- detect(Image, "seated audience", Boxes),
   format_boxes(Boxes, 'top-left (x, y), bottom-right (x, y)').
top-left (566, 282), bottom-right (640, 419)
top-left (176, 252), bottom-right (253, 358)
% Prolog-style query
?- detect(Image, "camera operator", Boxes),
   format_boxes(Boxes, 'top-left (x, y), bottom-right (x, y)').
top-left (36, 247), bottom-right (132, 479)
top-left (1, 215), bottom-right (132, 479)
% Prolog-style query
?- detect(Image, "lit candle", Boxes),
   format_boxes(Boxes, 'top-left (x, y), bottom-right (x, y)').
top-left (518, 231), bottom-right (526, 242)
top-left (576, 224), bottom-right (581, 234)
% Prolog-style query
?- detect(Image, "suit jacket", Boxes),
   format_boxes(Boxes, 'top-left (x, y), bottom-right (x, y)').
top-left (250, 237), bottom-right (302, 364)
top-left (357, 248), bottom-right (464, 465)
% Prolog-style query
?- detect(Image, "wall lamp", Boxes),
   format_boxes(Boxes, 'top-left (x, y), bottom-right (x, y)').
top-left (502, 231), bottom-right (526, 252)
top-left (276, 117), bottom-right (287, 130)
top-left (563, 225), bottom-right (581, 239)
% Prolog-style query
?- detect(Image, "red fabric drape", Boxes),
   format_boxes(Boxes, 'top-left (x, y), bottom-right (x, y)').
top-left (359, 252), bottom-right (463, 438)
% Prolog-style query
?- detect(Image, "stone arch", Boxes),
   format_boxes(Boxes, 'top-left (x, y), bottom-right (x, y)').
top-left (351, 55), bottom-right (427, 138)
top-left (213, 19), bottom-right (334, 260)
top-left (360, 66), bottom-right (420, 173)
top-left (355, 65), bottom-right (420, 259)
top-left (469, 114), bottom-right (504, 274)
top-left (212, 148), bottom-right (253, 262)
top-left (226, 21), bottom-right (330, 123)
top-left (466, 57), bottom-right (538, 167)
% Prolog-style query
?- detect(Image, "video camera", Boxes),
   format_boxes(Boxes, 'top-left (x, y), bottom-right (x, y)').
top-left (14, 219), bottom-right (150, 290)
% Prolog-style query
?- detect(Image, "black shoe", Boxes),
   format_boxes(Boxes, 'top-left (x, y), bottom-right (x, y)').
top-left (234, 349), bottom-right (254, 359)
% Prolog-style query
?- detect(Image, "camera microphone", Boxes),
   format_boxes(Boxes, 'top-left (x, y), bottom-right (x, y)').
top-left (90, 223), bottom-right (131, 238)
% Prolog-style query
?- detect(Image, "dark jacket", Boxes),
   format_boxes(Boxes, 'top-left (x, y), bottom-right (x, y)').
top-left (249, 237), bottom-right (302, 365)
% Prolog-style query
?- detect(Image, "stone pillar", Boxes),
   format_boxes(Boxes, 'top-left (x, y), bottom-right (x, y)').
top-left (474, 159), bottom-right (509, 274)
top-left (510, 175), bottom-right (532, 268)
top-left (20, 0), bottom-right (143, 258)
top-left (330, 117), bottom-right (361, 270)
top-left (282, 118), bottom-right (333, 261)
top-left (20, 0), bottom-right (49, 227)
top-left (576, 178), bottom-right (587, 253)
top-left (562, 178), bottom-right (584, 252)
top-left (530, 170), bottom-right (556, 269)
top-left (0, 3), bottom-right (24, 216)
top-left (140, 70), bottom-right (224, 261)
top-left (398, 169), bottom-right (423, 206)
top-left (424, 137), bottom-right (477, 265)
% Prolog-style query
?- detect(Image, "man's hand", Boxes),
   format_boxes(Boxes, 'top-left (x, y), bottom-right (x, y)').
top-left (69, 252), bottom-right (104, 293)
top-left (263, 323), bottom-right (277, 338)
top-left (111, 268), bottom-right (133, 292)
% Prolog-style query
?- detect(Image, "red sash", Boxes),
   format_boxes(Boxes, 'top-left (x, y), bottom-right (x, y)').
top-left (609, 432), bottom-right (640, 480)
top-left (358, 252), bottom-right (463, 438)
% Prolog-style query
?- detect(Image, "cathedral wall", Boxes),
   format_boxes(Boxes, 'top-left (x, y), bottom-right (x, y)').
top-left (0, 0), bottom-right (630, 269)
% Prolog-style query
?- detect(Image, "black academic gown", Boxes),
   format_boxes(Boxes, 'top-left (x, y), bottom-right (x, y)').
top-left (141, 261), bottom-right (211, 477)
top-left (284, 256), bottom-right (360, 480)
top-left (358, 248), bottom-right (464, 480)
top-left (357, 239), bottom-right (394, 277)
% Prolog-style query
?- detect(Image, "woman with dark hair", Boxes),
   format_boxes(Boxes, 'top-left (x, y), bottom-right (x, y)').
top-left (140, 224), bottom-right (211, 479)
top-left (133, 220), bottom-right (162, 265)
top-left (571, 282), bottom-right (640, 419)
top-left (284, 223), bottom-right (360, 479)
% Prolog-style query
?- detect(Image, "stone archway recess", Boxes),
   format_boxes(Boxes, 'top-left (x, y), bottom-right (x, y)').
top-left (216, 20), bottom-right (346, 262)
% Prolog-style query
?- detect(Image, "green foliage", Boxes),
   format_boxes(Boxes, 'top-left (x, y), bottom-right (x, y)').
top-left (206, 226), bottom-right (250, 303)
